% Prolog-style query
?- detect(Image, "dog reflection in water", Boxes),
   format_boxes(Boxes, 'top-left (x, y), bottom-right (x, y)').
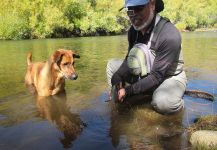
top-left (36, 93), bottom-right (85, 148)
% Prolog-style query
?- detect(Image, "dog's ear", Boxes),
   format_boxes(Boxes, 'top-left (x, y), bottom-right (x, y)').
top-left (72, 52), bottom-right (80, 59)
top-left (51, 50), bottom-right (63, 63)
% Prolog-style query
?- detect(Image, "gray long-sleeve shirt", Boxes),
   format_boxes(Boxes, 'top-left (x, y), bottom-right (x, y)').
top-left (111, 16), bottom-right (182, 97)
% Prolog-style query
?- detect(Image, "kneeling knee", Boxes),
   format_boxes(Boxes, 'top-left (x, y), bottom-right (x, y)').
top-left (151, 95), bottom-right (183, 114)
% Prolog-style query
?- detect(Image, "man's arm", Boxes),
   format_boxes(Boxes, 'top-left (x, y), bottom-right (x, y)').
top-left (111, 59), bottom-right (129, 86)
top-left (125, 24), bottom-right (182, 97)
top-left (111, 28), bottom-right (135, 86)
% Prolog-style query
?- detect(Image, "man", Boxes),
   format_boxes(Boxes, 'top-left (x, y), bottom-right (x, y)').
top-left (106, 0), bottom-right (187, 114)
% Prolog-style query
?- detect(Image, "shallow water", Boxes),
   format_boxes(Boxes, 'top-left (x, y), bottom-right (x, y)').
top-left (0, 32), bottom-right (217, 150)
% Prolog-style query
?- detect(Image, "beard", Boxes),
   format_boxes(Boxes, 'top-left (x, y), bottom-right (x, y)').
top-left (132, 11), bottom-right (154, 31)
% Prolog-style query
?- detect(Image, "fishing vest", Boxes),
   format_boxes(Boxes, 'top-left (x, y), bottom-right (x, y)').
top-left (132, 14), bottom-right (184, 77)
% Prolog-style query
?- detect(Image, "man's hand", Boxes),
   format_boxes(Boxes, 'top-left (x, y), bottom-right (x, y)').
top-left (118, 88), bottom-right (126, 102)
top-left (110, 82), bottom-right (126, 103)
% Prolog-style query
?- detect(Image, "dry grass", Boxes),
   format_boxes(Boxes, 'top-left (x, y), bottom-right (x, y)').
top-left (187, 115), bottom-right (217, 134)
top-left (192, 143), bottom-right (217, 150)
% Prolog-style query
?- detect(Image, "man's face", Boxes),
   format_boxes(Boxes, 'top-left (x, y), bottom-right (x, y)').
top-left (127, 2), bottom-right (155, 31)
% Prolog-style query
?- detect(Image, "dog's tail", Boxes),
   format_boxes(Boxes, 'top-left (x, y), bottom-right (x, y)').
top-left (184, 90), bottom-right (215, 101)
top-left (27, 52), bottom-right (32, 66)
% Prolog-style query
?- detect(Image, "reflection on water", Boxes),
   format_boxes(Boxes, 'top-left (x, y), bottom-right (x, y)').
top-left (109, 97), bottom-right (189, 149)
top-left (0, 32), bottom-right (216, 149)
top-left (35, 93), bottom-right (85, 148)
top-left (182, 77), bottom-right (217, 128)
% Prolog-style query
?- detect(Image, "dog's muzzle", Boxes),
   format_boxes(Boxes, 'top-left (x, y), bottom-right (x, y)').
top-left (69, 74), bottom-right (78, 80)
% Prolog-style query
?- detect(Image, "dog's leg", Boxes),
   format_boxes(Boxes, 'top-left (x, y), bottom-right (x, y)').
top-left (26, 83), bottom-right (36, 94)
top-left (25, 67), bottom-right (37, 94)
top-left (25, 74), bottom-right (36, 94)
top-left (51, 78), bottom-right (65, 95)
top-left (50, 87), bottom-right (61, 95)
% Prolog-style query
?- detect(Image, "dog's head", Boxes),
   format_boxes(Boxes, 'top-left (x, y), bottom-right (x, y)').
top-left (51, 49), bottom-right (80, 80)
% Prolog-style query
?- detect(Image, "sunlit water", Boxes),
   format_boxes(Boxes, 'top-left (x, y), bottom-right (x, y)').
top-left (0, 32), bottom-right (217, 150)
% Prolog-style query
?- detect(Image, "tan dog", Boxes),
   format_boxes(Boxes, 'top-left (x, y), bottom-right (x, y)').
top-left (25, 49), bottom-right (80, 96)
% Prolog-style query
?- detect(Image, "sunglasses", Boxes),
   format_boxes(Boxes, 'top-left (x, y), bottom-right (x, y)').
top-left (126, 4), bottom-right (147, 17)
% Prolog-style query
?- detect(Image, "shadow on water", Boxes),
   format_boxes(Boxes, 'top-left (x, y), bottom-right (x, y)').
top-left (35, 92), bottom-right (85, 149)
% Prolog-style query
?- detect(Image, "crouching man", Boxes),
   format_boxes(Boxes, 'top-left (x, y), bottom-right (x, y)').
top-left (106, 0), bottom-right (187, 114)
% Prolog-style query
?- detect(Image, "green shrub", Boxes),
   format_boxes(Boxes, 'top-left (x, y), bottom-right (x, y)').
top-left (185, 16), bottom-right (197, 31)
top-left (175, 22), bottom-right (187, 31)
top-left (64, 0), bottom-right (88, 23)
top-left (29, 5), bottom-right (71, 38)
top-left (0, 0), bottom-right (217, 39)
top-left (0, 13), bottom-right (30, 40)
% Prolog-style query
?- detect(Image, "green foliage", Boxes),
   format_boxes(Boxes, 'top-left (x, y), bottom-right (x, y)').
top-left (76, 10), bottom-right (124, 35)
top-left (0, 13), bottom-right (30, 40)
top-left (32, 5), bottom-right (71, 38)
top-left (0, 0), bottom-right (216, 39)
top-left (161, 0), bottom-right (217, 31)
top-left (65, 0), bottom-right (88, 22)
top-left (66, 0), bottom-right (126, 36)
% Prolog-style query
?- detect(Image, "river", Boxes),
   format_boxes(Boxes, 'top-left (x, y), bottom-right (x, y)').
top-left (0, 31), bottom-right (217, 149)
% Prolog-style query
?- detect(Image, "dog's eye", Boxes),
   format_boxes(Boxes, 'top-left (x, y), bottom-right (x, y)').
top-left (63, 62), bottom-right (70, 66)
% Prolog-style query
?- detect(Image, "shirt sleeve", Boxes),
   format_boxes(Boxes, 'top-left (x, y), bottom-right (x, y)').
top-left (111, 28), bottom-right (136, 86)
top-left (125, 23), bottom-right (182, 97)
top-left (111, 59), bottom-right (128, 86)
